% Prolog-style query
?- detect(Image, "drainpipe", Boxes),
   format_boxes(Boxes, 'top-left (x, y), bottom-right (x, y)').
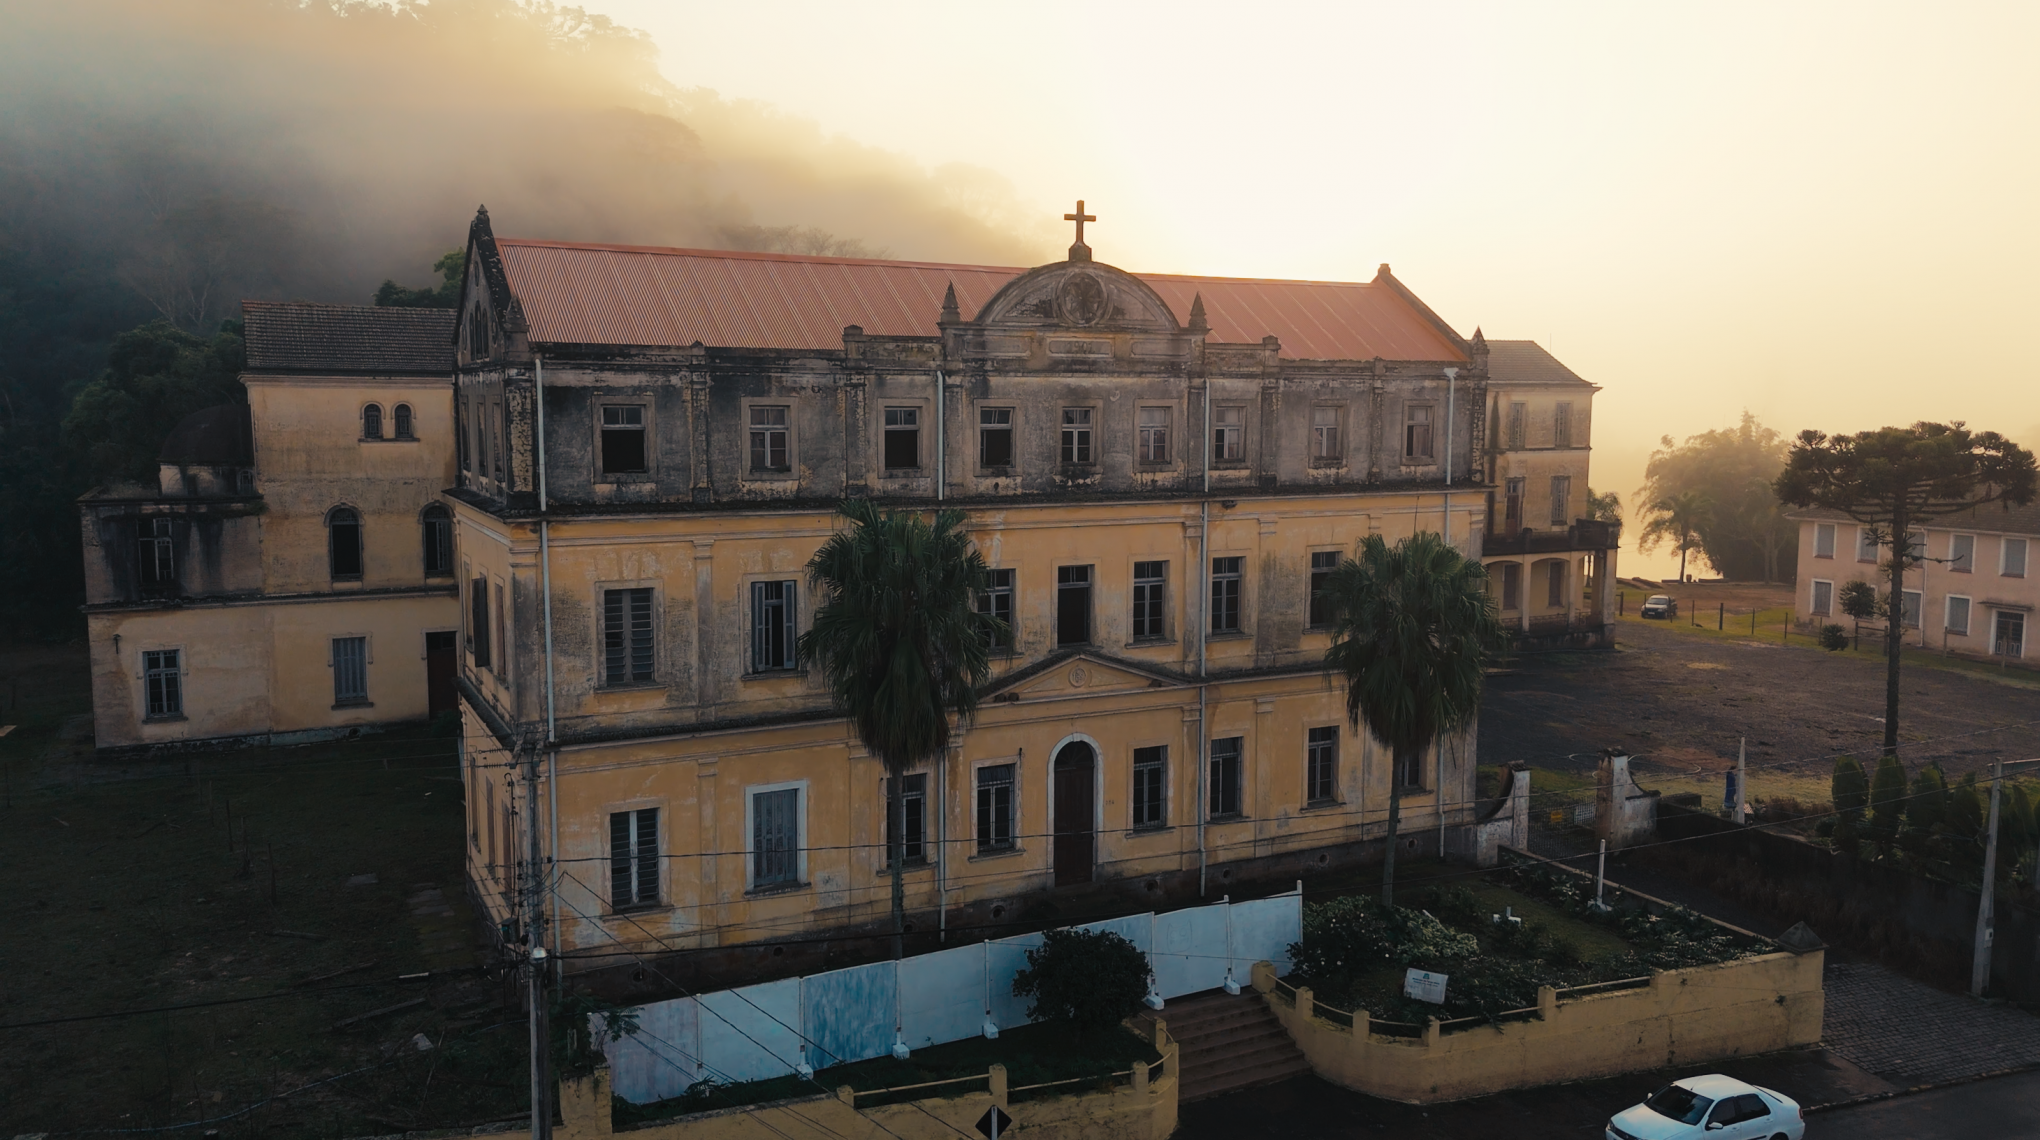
top-left (1197, 383), bottom-right (1212, 897)
top-left (535, 354), bottom-right (560, 974)
top-left (935, 370), bottom-right (945, 501)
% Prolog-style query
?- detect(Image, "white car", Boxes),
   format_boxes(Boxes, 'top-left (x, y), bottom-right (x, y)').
top-left (1606, 1074), bottom-right (1806, 1140)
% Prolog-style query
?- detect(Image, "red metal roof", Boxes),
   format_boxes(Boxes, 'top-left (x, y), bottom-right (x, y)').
top-left (494, 239), bottom-right (1466, 362)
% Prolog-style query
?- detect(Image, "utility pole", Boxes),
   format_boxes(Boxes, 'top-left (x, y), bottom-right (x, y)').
top-left (1972, 759), bottom-right (2004, 998)
top-left (1734, 739), bottom-right (1747, 825)
top-left (525, 740), bottom-right (552, 1139)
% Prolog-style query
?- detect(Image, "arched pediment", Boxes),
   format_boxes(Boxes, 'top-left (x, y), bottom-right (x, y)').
top-left (972, 260), bottom-right (1181, 333)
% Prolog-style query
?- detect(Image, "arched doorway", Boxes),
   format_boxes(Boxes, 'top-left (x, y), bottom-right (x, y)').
top-left (1052, 741), bottom-right (1096, 886)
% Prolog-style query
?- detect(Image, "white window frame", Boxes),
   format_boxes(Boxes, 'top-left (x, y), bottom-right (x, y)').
top-left (2002, 537), bottom-right (2028, 579)
top-left (1810, 578), bottom-right (1834, 618)
top-left (1946, 594), bottom-right (1972, 637)
top-left (747, 578), bottom-right (801, 674)
top-left (1900, 589), bottom-right (1922, 630)
top-left (1857, 527), bottom-right (1880, 564)
top-left (141, 645), bottom-right (187, 720)
top-left (744, 779), bottom-right (808, 892)
top-left (971, 757), bottom-right (1021, 855)
top-left (1949, 533), bottom-right (1975, 574)
top-left (743, 399), bottom-right (796, 477)
top-left (1813, 523), bottom-right (1836, 559)
top-left (1130, 743), bottom-right (1169, 831)
top-left (1991, 609), bottom-right (2027, 658)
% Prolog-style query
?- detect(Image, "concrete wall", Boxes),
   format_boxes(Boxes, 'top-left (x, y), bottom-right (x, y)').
top-left (1255, 949), bottom-right (1824, 1104)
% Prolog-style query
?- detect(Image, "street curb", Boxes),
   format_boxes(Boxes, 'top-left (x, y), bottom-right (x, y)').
top-left (1804, 1059), bottom-right (2040, 1114)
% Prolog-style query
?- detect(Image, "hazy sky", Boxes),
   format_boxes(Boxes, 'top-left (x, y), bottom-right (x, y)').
top-left (598, 0), bottom-right (2040, 577)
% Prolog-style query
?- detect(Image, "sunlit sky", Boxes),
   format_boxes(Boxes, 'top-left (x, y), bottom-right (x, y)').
top-left (602, 0), bottom-right (2039, 577)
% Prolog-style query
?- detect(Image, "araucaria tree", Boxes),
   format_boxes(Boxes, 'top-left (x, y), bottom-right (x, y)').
top-left (1322, 532), bottom-right (1504, 905)
top-left (799, 500), bottom-right (1002, 958)
top-left (1775, 422), bottom-right (2036, 757)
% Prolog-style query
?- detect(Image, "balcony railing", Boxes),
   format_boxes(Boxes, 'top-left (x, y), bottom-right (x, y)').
top-left (1483, 519), bottom-right (1620, 556)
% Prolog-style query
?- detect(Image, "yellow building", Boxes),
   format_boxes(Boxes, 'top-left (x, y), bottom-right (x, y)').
top-left (445, 207), bottom-right (1617, 980)
top-left (79, 303), bottom-right (461, 753)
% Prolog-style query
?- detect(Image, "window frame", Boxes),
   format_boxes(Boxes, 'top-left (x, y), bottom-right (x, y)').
top-left (327, 506), bottom-right (365, 582)
top-left (393, 403), bottom-right (414, 440)
top-left (608, 806), bottom-right (662, 911)
top-left (138, 516), bottom-right (177, 591)
top-left (1059, 406), bottom-right (1096, 466)
top-left (1402, 402), bottom-right (1435, 463)
top-left (331, 634), bottom-right (371, 707)
top-left (1136, 404), bottom-right (1173, 466)
top-left (1813, 522), bottom-right (1836, 559)
top-left (1857, 527), bottom-right (1880, 564)
top-left (1056, 564), bottom-right (1093, 647)
top-left (1207, 736), bottom-right (1244, 820)
top-left (1949, 533), bottom-right (1975, 573)
top-left (974, 761), bottom-right (1019, 854)
top-left (1900, 588), bottom-right (1922, 630)
top-left (748, 578), bottom-right (801, 674)
top-left (2002, 537), bottom-right (2028, 579)
top-left (1305, 726), bottom-right (1339, 805)
top-left (977, 405), bottom-right (1016, 471)
top-left (468, 572), bottom-right (491, 668)
top-left (1545, 559), bottom-right (1567, 609)
top-left (1499, 562), bottom-right (1522, 611)
top-left (1946, 594), bottom-right (1972, 636)
top-left (745, 781), bottom-right (807, 893)
top-left (421, 505), bottom-right (454, 579)
top-left (1131, 560), bottom-right (1169, 642)
top-left (361, 403), bottom-right (384, 441)
top-left (1549, 475), bottom-right (1571, 527)
top-left (1308, 550), bottom-right (1341, 629)
top-left (601, 585), bottom-right (658, 687)
top-left (1810, 578), bottom-right (1834, 617)
top-left (1394, 743), bottom-right (1426, 792)
top-left (1503, 477), bottom-right (1526, 531)
top-left (595, 400), bottom-right (652, 482)
top-left (1209, 556), bottom-right (1244, 635)
top-left (142, 647), bottom-right (184, 720)
top-left (1212, 404), bottom-right (1247, 465)
top-left (1131, 744), bottom-right (1168, 830)
top-left (744, 401), bottom-right (794, 476)
top-left (883, 772), bottom-right (930, 868)
top-left (978, 567), bottom-right (1016, 652)
top-left (882, 405), bottom-right (922, 474)
top-left (1506, 401), bottom-right (1527, 450)
top-left (1553, 402), bottom-right (1573, 449)
top-left (1309, 404), bottom-right (1345, 466)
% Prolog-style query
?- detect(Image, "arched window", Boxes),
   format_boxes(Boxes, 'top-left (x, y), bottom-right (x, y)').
top-left (393, 404), bottom-right (414, 440)
top-left (362, 404), bottom-right (384, 440)
top-left (421, 505), bottom-right (453, 577)
top-left (328, 507), bottom-right (364, 580)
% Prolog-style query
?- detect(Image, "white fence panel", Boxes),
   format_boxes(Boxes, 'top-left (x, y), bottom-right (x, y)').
top-left (898, 943), bottom-right (987, 1050)
top-left (604, 995), bottom-right (698, 1105)
top-left (802, 960), bottom-right (897, 1068)
top-left (985, 932), bottom-right (1044, 1031)
top-left (698, 977), bottom-right (804, 1084)
top-left (1227, 892), bottom-right (1302, 978)
top-left (1076, 911), bottom-right (1153, 954)
top-left (1150, 905), bottom-right (1229, 998)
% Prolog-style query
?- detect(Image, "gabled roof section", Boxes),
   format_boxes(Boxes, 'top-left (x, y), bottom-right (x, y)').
top-left (489, 238), bottom-right (1468, 362)
top-left (1485, 339), bottom-right (1594, 387)
top-left (242, 302), bottom-right (457, 375)
top-left (980, 650), bottom-right (1184, 700)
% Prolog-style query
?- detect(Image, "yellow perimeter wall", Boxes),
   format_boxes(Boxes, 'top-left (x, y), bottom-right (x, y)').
top-left (1256, 951), bottom-right (1824, 1103)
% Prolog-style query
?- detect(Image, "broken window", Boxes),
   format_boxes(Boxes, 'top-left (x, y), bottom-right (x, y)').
top-left (978, 568), bottom-right (1015, 650)
top-left (1504, 478), bottom-right (1525, 531)
top-left (1311, 406), bottom-right (1342, 462)
top-left (1404, 404), bottom-right (1433, 460)
top-left (1213, 405), bottom-right (1245, 462)
top-left (979, 407), bottom-right (1013, 468)
top-left (1308, 551), bottom-right (1340, 628)
top-left (1138, 407), bottom-right (1170, 463)
top-left (421, 506), bottom-right (453, 578)
top-left (138, 517), bottom-right (176, 590)
top-left (1056, 565), bottom-right (1092, 646)
top-left (884, 773), bottom-right (928, 866)
top-left (883, 407), bottom-right (920, 470)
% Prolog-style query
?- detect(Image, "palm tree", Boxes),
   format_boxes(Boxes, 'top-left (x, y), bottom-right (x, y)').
top-left (1640, 490), bottom-right (1714, 582)
top-left (1322, 532), bottom-right (1505, 905)
top-left (799, 500), bottom-right (1003, 958)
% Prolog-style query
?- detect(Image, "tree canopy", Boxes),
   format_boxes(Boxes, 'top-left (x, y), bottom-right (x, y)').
top-left (62, 319), bottom-right (246, 488)
top-left (373, 248), bottom-right (466, 309)
top-left (1635, 413), bottom-right (1797, 582)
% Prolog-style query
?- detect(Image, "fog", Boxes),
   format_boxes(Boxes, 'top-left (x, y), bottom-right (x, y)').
top-left (0, 0), bottom-right (1049, 333)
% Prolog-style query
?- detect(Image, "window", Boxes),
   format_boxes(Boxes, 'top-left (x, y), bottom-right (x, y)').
top-left (1308, 551), bottom-right (1340, 628)
top-left (1901, 589), bottom-right (1922, 629)
top-left (1995, 610), bottom-right (2025, 658)
top-left (1138, 407), bottom-right (1170, 463)
top-left (883, 407), bottom-right (920, 470)
top-left (1310, 406), bottom-right (1342, 463)
top-left (472, 397), bottom-right (488, 477)
top-left (1395, 745), bottom-right (1424, 790)
top-left (1810, 579), bottom-right (1834, 617)
top-left (884, 774), bottom-right (928, 865)
top-left (144, 649), bottom-right (181, 718)
top-left (1132, 746), bottom-right (1167, 829)
top-left (600, 405), bottom-right (647, 475)
top-left (2004, 537), bottom-right (2028, 578)
top-left (1213, 405), bottom-right (1244, 462)
top-left (1553, 403), bottom-right (1573, 448)
top-left (1210, 557), bottom-right (1243, 634)
top-left (748, 405), bottom-right (790, 472)
top-left (1813, 523), bottom-right (1836, 559)
top-left (139, 518), bottom-right (175, 589)
top-left (1208, 737), bottom-right (1243, 819)
top-left (1404, 404), bottom-right (1434, 461)
top-left (976, 764), bottom-right (1016, 853)
top-left (494, 582), bottom-right (507, 679)
top-left (1132, 561), bottom-right (1167, 640)
top-left (603, 587), bottom-right (655, 685)
top-left (978, 568), bottom-right (1015, 650)
top-left (1546, 561), bottom-right (1566, 608)
top-left (1947, 595), bottom-right (1971, 636)
top-left (1950, 533), bottom-right (1975, 573)
top-left (456, 399), bottom-right (470, 471)
top-left (609, 808), bottom-right (659, 909)
top-left (393, 403), bottom-right (414, 440)
top-left (491, 403), bottom-right (505, 483)
top-left (469, 575), bottom-right (491, 668)
top-left (422, 506), bottom-right (453, 577)
top-left (362, 404), bottom-right (383, 440)
top-left (751, 788), bottom-right (800, 889)
top-left (1057, 565), bottom-right (1091, 646)
top-left (1504, 478), bottom-right (1525, 531)
top-left (1506, 402), bottom-right (1527, 450)
top-left (333, 636), bottom-right (368, 705)
top-left (1857, 527), bottom-right (1879, 563)
top-left (1500, 563), bottom-right (1522, 610)
top-left (979, 407), bottom-right (1013, 468)
top-left (328, 507), bottom-right (363, 580)
top-left (1060, 408), bottom-right (1093, 464)
top-left (1549, 475), bottom-right (1571, 527)
top-left (750, 580), bottom-right (798, 672)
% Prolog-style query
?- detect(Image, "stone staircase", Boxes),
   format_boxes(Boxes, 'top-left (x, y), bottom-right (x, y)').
top-left (1138, 989), bottom-right (1311, 1102)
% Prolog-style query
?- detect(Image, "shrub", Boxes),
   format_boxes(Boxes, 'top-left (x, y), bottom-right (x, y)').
top-left (1011, 928), bottom-right (1153, 1039)
top-left (1832, 756), bottom-right (1868, 846)
top-left (1286, 896), bottom-right (1478, 983)
top-left (1868, 754), bottom-right (1907, 845)
top-left (1819, 623), bottom-right (1850, 651)
top-left (551, 988), bottom-right (641, 1079)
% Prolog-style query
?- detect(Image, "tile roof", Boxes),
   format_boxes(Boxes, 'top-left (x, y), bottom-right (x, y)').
top-left (242, 302), bottom-right (456, 375)
top-left (1486, 339), bottom-right (1593, 386)
top-left (491, 240), bottom-right (1467, 362)
top-left (1786, 501), bottom-right (2040, 538)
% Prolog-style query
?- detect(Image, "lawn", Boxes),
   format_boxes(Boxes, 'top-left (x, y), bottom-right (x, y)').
top-left (0, 641), bottom-right (525, 1137)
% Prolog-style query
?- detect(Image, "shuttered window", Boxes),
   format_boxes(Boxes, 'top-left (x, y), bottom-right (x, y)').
top-left (609, 808), bottom-right (659, 909)
top-left (469, 576), bottom-right (491, 667)
top-left (752, 788), bottom-right (800, 888)
top-left (333, 636), bottom-right (368, 705)
top-left (603, 588), bottom-right (655, 685)
top-left (751, 581), bottom-right (797, 672)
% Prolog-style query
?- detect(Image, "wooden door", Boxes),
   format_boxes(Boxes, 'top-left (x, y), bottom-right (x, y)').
top-left (1053, 742), bottom-right (1095, 886)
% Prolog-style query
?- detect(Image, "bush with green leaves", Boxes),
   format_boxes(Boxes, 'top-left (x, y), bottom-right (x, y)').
top-left (1819, 624), bottom-right (1850, 651)
top-left (550, 988), bottom-right (641, 1080)
top-left (1286, 895), bottom-right (1479, 983)
top-left (1831, 756), bottom-right (1868, 847)
top-left (1010, 928), bottom-right (1153, 1039)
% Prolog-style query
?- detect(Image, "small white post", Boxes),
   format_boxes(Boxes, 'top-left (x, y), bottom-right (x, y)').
top-left (1592, 839), bottom-right (1610, 913)
top-left (1733, 738), bottom-right (1748, 825)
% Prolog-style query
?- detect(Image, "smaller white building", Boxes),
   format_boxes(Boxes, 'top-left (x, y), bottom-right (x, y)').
top-left (1788, 503), bottom-right (2038, 661)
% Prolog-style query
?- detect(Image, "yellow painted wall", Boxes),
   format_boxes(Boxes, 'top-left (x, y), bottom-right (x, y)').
top-left (1259, 950), bottom-right (1824, 1103)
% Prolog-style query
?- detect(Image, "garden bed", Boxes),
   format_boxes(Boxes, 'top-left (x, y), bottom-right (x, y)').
top-left (612, 1021), bottom-right (1161, 1126)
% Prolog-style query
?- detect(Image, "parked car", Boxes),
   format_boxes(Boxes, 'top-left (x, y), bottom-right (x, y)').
top-left (1639, 594), bottom-right (1677, 619)
top-left (1606, 1074), bottom-right (1805, 1140)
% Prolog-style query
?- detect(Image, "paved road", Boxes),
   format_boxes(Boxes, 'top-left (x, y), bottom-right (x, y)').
top-left (1813, 1069), bottom-right (2040, 1138)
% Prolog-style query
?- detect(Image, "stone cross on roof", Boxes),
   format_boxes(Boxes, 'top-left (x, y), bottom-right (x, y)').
top-left (1064, 200), bottom-right (1096, 262)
